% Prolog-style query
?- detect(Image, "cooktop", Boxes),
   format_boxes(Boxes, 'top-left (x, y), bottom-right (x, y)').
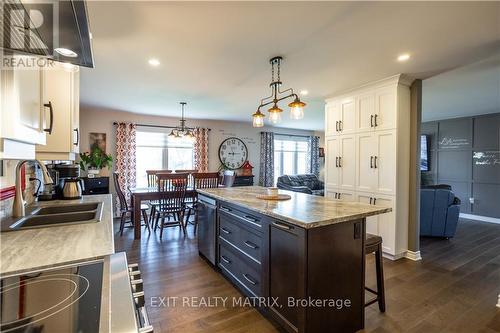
top-left (0, 261), bottom-right (103, 333)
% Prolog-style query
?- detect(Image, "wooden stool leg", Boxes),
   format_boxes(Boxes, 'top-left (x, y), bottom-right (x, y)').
top-left (375, 244), bottom-right (386, 312)
top-left (142, 209), bottom-right (150, 233)
top-left (119, 211), bottom-right (126, 236)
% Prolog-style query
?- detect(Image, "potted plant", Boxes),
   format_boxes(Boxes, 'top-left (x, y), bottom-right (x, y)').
top-left (79, 146), bottom-right (113, 177)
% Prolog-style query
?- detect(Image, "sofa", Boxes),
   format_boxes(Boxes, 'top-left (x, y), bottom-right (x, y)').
top-left (420, 184), bottom-right (461, 238)
top-left (276, 174), bottom-right (324, 196)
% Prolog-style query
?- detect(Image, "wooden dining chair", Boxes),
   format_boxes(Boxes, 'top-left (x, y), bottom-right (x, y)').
top-left (186, 172), bottom-right (220, 234)
top-left (145, 170), bottom-right (171, 225)
top-left (113, 172), bottom-right (151, 236)
top-left (155, 173), bottom-right (189, 239)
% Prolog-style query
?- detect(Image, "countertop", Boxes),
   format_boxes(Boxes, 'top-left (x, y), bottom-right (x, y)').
top-left (0, 194), bottom-right (115, 277)
top-left (197, 186), bottom-right (392, 229)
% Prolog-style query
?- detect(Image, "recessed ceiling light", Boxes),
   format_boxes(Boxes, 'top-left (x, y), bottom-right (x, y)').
top-left (397, 53), bottom-right (410, 62)
top-left (54, 48), bottom-right (78, 58)
top-left (300, 90), bottom-right (308, 96)
top-left (148, 58), bottom-right (160, 66)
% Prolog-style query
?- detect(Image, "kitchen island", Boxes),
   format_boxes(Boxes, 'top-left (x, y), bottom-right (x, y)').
top-left (196, 186), bottom-right (391, 333)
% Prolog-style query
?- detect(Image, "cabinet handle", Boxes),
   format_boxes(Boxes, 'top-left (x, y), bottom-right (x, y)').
top-left (74, 128), bottom-right (79, 146)
top-left (369, 197), bottom-right (373, 205)
top-left (370, 156), bottom-right (374, 168)
top-left (272, 221), bottom-right (292, 230)
top-left (335, 121), bottom-right (339, 132)
top-left (373, 198), bottom-right (377, 205)
top-left (220, 206), bottom-right (231, 213)
top-left (335, 157), bottom-right (339, 167)
top-left (43, 101), bottom-right (54, 134)
top-left (220, 255), bottom-right (231, 264)
top-left (243, 215), bottom-right (259, 223)
top-left (338, 193), bottom-right (341, 199)
top-left (242, 273), bottom-right (257, 285)
top-left (220, 227), bottom-right (231, 234)
top-left (374, 114), bottom-right (378, 127)
top-left (370, 114), bottom-right (374, 128)
top-left (374, 156), bottom-right (378, 168)
top-left (339, 120), bottom-right (343, 131)
top-left (244, 240), bottom-right (258, 249)
top-left (338, 156), bottom-right (342, 167)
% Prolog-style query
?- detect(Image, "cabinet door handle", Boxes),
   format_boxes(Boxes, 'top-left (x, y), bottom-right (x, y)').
top-left (272, 221), bottom-right (292, 230)
top-left (220, 206), bottom-right (231, 213)
top-left (220, 255), bottom-right (231, 264)
top-left (373, 198), bottom-right (377, 205)
top-left (374, 114), bottom-right (378, 127)
top-left (369, 197), bottom-right (373, 205)
top-left (335, 121), bottom-right (339, 132)
top-left (370, 156), bottom-right (374, 168)
top-left (73, 128), bottom-right (79, 146)
top-left (334, 192), bottom-right (338, 199)
top-left (370, 114), bottom-right (374, 128)
top-left (220, 227), bottom-right (231, 234)
top-left (340, 120), bottom-right (343, 131)
top-left (242, 273), bottom-right (257, 285)
top-left (338, 193), bottom-right (341, 199)
top-left (43, 101), bottom-right (54, 134)
top-left (335, 157), bottom-right (339, 167)
top-left (243, 215), bottom-right (259, 223)
top-left (244, 240), bottom-right (258, 249)
top-left (374, 156), bottom-right (378, 168)
top-left (338, 156), bottom-right (342, 167)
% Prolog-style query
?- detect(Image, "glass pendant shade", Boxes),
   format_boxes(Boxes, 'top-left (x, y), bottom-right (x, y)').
top-left (252, 109), bottom-right (265, 128)
top-left (288, 98), bottom-right (306, 120)
top-left (268, 110), bottom-right (282, 124)
top-left (168, 129), bottom-right (177, 138)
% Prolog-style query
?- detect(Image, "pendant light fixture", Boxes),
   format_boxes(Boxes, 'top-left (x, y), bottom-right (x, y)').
top-left (168, 102), bottom-right (195, 141)
top-left (252, 56), bottom-right (306, 127)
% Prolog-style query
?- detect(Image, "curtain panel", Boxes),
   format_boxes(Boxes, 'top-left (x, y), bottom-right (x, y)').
top-left (308, 135), bottom-right (320, 177)
top-left (115, 122), bottom-right (137, 215)
top-left (259, 132), bottom-right (275, 187)
top-left (194, 127), bottom-right (209, 172)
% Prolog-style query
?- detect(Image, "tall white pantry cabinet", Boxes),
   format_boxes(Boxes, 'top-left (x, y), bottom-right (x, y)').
top-left (324, 75), bottom-right (413, 259)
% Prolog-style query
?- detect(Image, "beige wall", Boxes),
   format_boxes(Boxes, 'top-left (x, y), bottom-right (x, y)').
top-left (79, 105), bottom-right (324, 182)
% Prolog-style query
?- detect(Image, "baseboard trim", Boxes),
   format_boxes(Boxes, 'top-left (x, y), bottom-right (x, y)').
top-left (405, 250), bottom-right (422, 261)
top-left (460, 213), bottom-right (500, 224)
top-left (382, 252), bottom-right (406, 261)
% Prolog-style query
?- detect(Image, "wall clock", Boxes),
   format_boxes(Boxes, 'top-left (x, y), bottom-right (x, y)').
top-left (218, 137), bottom-right (248, 170)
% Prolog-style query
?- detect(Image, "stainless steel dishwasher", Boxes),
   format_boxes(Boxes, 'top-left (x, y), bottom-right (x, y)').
top-left (197, 195), bottom-right (217, 265)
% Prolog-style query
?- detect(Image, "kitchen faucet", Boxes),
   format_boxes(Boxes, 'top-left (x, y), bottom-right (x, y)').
top-left (12, 160), bottom-right (54, 217)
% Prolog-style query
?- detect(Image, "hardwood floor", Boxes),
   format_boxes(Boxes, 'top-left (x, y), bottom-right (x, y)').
top-left (114, 218), bottom-right (500, 333)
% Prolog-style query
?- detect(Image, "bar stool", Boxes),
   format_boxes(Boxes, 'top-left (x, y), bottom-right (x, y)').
top-left (365, 233), bottom-right (386, 312)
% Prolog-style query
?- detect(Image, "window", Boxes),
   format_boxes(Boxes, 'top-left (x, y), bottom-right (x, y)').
top-left (135, 128), bottom-right (194, 187)
top-left (274, 135), bottom-right (309, 185)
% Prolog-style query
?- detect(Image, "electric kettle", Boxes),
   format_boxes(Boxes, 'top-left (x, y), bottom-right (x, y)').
top-left (62, 178), bottom-right (84, 199)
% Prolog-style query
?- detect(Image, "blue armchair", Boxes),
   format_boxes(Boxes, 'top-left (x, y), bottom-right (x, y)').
top-left (276, 174), bottom-right (324, 196)
top-left (420, 185), bottom-right (461, 238)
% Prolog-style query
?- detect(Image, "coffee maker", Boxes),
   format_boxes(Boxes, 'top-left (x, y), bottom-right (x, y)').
top-left (53, 163), bottom-right (85, 199)
top-left (37, 166), bottom-right (59, 201)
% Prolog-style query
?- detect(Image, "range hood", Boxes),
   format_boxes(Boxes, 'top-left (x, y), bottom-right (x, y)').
top-left (1, 0), bottom-right (94, 68)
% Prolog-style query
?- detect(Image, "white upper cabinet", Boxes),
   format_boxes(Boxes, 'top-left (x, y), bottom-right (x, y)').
top-left (356, 92), bottom-right (375, 132)
top-left (375, 130), bottom-right (396, 195)
top-left (356, 132), bottom-right (377, 192)
top-left (374, 86), bottom-right (397, 131)
top-left (325, 137), bottom-right (340, 188)
top-left (36, 64), bottom-right (80, 160)
top-left (325, 97), bottom-right (356, 136)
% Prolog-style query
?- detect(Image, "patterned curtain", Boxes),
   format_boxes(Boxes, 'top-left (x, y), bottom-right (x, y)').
top-left (115, 122), bottom-right (137, 215)
top-left (307, 136), bottom-right (320, 177)
top-left (259, 132), bottom-right (274, 187)
top-left (194, 128), bottom-right (209, 172)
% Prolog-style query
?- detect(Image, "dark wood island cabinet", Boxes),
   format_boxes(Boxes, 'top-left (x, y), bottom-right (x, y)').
top-left (197, 186), bottom-right (391, 333)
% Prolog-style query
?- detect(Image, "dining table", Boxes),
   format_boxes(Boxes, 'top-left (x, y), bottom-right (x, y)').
top-left (129, 186), bottom-right (197, 239)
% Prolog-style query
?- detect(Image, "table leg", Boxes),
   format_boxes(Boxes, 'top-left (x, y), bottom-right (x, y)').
top-left (133, 194), bottom-right (141, 239)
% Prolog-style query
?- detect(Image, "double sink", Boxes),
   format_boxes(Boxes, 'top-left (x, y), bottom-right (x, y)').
top-left (9, 202), bottom-right (103, 230)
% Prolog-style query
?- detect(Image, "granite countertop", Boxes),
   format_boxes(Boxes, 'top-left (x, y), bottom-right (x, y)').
top-left (0, 194), bottom-right (114, 277)
top-left (197, 186), bottom-right (392, 229)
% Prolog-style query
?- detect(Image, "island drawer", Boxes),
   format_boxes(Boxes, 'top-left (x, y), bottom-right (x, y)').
top-left (218, 203), bottom-right (263, 232)
top-left (218, 243), bottom-right (262, 297)
top-left (219, 215), bottom-right (263, 264)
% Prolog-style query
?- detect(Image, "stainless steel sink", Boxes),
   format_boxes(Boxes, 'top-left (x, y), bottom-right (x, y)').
top-left (9, 202), bottom-right (103, 230)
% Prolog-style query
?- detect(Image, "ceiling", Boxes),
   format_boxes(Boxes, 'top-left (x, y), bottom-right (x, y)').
top-left (80, 1), bottom-right (500, 130)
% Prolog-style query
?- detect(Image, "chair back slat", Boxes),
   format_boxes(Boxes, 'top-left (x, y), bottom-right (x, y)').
top-left (146, 169), bottom-right (172, 187)
top-left (113, 172), bottom-right (128, 211)
top-left (175, 169), bottom-right (198, 188)
top-left (157, 173), bottom-right (188, 211)
top-left (193, 172), bottom-right (220, 189)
